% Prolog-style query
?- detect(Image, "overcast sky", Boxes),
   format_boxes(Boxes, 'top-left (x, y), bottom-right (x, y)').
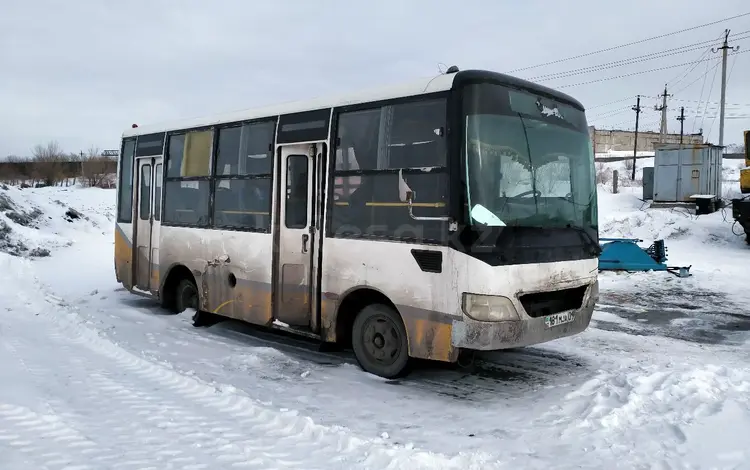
top-left (1, 0), bottom-right (749, 157)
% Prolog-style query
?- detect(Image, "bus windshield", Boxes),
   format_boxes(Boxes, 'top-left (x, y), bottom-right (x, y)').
top-left (463, 83), bottom-right (597, 233)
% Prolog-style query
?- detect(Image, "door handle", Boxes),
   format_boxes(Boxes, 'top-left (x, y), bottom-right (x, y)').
top-left (302, 233), bottom-right (309, 253)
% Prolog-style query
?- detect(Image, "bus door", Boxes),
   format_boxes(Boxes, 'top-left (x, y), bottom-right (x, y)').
top-left (274, 142), bottom-right (326, 328)
top-left (133, 156), bottom-right (163, 294)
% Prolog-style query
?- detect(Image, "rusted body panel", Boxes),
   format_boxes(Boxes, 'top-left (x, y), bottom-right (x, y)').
top-left (158, 226), bottom-right (275, 326)
top-left (114, 223), bottom-right (133, 288)
top-left (399, 309), bottom-right (457, 363)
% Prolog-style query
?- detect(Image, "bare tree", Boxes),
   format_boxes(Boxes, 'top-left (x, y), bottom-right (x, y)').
top-left (31, 141), bottom-right (66, 186)
top-left (80, 146), bottom-right (116, 188)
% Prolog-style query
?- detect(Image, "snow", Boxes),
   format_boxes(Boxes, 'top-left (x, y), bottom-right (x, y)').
top-left (1, 170), bottom-right (750, 469)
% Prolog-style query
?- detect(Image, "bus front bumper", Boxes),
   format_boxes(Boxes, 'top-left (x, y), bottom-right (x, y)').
top-left (450, 282), bottom-right (597, 351)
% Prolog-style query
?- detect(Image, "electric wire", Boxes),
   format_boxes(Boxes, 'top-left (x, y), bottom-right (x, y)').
top-left (528, 34), bottom-right (750, 82)
top-left (699, 58), bottom-right (721, 133)
top-left (589, 106), bottom-right (633, 121)
top-left (666, 32), bottom-right (723, 87)
top-left (505, 11), bottom-right (750, 73)
top-left (673, 60), bottom-right (722, 96)
top-left (587, 96), bottom-right (637, 110)
top-left (556, 51), bottom-right (748, 89)
top-left (692, 56), bottom-right (715, 133)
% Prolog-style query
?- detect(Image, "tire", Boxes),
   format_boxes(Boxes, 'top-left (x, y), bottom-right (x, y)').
top-left (174, 278), bottom-right (199, 314)
top-left (351, 304), bottom-right (410, 379)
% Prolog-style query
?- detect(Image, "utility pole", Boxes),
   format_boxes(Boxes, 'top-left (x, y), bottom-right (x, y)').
top-left (631, 95), bottom-right (642, 181)
top-left (712, 29), bottom-right (739, 148)
top-left (676, 107), bottom-right (686, 144)
top-left (654, 84), bottom-right (671, 143)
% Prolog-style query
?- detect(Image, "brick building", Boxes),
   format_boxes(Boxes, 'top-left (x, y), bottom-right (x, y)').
top-left (588, 127), bottom-right (703, 153)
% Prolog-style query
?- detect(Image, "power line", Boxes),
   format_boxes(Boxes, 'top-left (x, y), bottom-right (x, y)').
top-left (505, 11), bottom-right (750, 73)
top-left (692, 56), bottom-right (716, 134)
top-left (587, 96), bottom-right (637, 110)
top-left (529, 44), bottom-right (714, 82)
top-left (667, 29), bottom-right (749, 86)
top-left (666, 32), bottom-right (723, 87)
top-left (527, 34), bottom-right (750, 82)
top-left (589, 106), bottom-right (633, 121)
top-left (667, 97), bottom-right (750, 107)
top-left (673, 59), bottom-right (721, 97)
top-left (699, 57), bottom-right (721, 133)
top-left (557, 51), bottom-right (747, 89)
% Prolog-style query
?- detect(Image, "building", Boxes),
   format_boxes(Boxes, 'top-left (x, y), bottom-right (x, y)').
top-left (588, 127), bottom-right (703, 153)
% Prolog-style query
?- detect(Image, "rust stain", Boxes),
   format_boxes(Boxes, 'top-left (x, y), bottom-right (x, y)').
top-left (234, 286), bottom-right (273, 325)
top-left (405, 318), bottom-right (456, 363)
top-left (150, 265), bottom-right (160, 294)
top-left (320, 299), bottom-right (338, 342)
top-left (114, 228), bottom-right (132, 288)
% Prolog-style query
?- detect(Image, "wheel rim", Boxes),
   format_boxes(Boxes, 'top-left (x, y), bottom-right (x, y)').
top-left (360, 314), bottom-right (403, 367)
top-left (181, 284), bottom-right (198, 310)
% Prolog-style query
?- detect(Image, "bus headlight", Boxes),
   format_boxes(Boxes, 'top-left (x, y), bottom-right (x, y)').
top-left (461, 293), bottom-right (520, 322)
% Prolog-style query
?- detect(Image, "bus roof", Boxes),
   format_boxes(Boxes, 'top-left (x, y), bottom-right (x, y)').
top-left (121, 69), bottom-right (585, 138)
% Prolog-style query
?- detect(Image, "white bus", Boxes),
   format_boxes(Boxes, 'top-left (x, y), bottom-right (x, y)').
top-left (114, 68), bottom-right (600, 378)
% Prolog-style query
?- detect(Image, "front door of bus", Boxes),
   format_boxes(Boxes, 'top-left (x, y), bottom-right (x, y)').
top-left (275, 144), bottom-right (321, 327)
top-left (134, 156), bottom-right (163, 294)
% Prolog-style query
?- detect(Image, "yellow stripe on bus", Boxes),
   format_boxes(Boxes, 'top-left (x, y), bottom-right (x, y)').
top-left (220, 210), bottom-right (270, 215)
top-left (334, 202), bottom-right (445, 208)
top-left (212, 299), bottom-right (235, 314)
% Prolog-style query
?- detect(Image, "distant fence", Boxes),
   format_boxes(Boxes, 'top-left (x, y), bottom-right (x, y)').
top-left (595, 152), bottom-right (745, 163)
top-left (0, 160), bottom-right (117, 177)
top-left (0, 159), bottom-right (118, 187)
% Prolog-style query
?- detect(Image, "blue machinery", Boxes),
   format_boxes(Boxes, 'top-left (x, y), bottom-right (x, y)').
top-left (598, 238), bottom-right (692, 278)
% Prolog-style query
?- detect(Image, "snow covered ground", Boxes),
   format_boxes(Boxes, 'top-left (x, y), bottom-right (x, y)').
top-left (1, 164), bottom-right (750, 469)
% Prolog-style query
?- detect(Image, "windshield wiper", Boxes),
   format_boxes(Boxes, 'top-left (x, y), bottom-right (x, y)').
top-left (566, 223), bottom-right (602, 256)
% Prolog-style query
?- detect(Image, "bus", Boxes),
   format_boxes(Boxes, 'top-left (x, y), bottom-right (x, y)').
top-left (114, 67), bottom-right (600, 379)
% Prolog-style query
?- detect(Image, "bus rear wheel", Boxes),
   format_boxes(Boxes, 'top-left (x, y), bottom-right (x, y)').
top-left (351, 304), bottom-right (410, 379)
top-left (174, 278), bottom-right (199, 313)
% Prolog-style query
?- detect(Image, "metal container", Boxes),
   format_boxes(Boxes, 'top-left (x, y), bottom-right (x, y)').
top-left (652, 144), bottom-right (723, 202)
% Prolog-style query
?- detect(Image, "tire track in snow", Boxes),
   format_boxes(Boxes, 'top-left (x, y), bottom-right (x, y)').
top-left (10, 302), bottom-right (315, 469)
top-left (0, 256), bottom-right (504, 470)
top-left (1, 323), bottom-right (108, 469)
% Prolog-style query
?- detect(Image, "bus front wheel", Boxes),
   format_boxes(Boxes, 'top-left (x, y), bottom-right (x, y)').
top-left (352, 304), bottom-right (410, 379)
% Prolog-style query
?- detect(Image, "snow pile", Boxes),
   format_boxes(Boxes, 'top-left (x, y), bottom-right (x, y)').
top-left (597, 189), bottom-right (741, 245)
top-left (0, 184), bottom-right (114, 258)
top-left (541, 333), bottom-right (750, 469)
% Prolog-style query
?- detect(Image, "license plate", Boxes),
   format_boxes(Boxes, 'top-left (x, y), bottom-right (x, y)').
top-left (544, 311), bottom-right (575, 328)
